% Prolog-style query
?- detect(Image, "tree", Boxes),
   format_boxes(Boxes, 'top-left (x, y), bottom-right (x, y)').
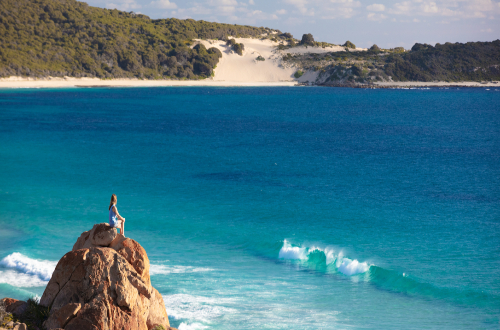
top-left (233, 43), bottom-right (243, 55)
top-left (370, 44), bottom-right (380, 51)
top-left (343, 41), bottom-right (356, 49)
top-left (300, 34), bottom-right (315, 46)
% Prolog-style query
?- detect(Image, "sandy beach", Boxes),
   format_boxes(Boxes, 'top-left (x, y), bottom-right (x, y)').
top-left (0, 76), bottom-right (297, 88)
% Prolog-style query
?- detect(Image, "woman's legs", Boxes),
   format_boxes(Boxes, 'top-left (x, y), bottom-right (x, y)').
top-left (121, 221), bottom-right (125, 237)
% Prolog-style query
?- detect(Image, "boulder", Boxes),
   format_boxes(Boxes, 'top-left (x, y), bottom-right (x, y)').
top-left (73, 223), bottom-right (117, 250)
top-left (72, 224), bottom-right (150, 286)
top-left (35, 226), bottom-right (173, 330)
top-left (0, 298), bottom-right (27, 316)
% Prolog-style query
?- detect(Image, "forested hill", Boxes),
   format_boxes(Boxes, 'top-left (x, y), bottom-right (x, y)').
top-left (0, 0), bottom-right (278, 79)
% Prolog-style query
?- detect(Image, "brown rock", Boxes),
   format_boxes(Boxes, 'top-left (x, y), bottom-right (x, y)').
top-left (40, 236), bottom-right (169, 330)
top-left (0, 298), bottom-right (27, 317)
top-left (72, 223), bottom-right (117, 251)
top-left (90, 224), bottom-right (117, 247)
top-left (43, 303), bottom-right (81, 329)
top-left (73, 226), bottom-right (150, 286)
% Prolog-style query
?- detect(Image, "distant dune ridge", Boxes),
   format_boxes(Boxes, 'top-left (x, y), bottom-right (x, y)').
top-left (1, 224), bottom-right (176, 330)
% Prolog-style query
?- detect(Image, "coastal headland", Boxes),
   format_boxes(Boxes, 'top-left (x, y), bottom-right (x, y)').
top-left (1, 0), bottom-right (499, 89)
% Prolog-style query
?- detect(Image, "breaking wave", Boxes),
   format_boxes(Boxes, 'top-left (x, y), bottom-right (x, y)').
top-left (0, 253), bottom-right (57, 282)
top-left (278, 240), bottom-right (500, 307)
top-left (279, 240), bottom-right (370, 276)
top-left (0, 270), bottom-right (49, 287)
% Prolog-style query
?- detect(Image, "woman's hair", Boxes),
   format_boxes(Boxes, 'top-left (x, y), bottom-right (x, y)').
top-left (109, 194), bottom-right (117, 210)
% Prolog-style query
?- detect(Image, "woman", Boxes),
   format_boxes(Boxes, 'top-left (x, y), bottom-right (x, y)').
top-left (109, 194), bottom-right (126, 236)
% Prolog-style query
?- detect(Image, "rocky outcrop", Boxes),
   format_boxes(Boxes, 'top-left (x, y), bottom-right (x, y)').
top-left (3, 224), bottom-right (176, 330)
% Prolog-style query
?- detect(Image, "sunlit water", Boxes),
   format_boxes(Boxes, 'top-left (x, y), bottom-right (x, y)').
top-left (0, 87), bottom-right (499, 329)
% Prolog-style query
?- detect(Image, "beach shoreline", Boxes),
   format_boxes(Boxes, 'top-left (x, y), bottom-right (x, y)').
top-left (0, 76), bottom-right (297, 88)
top-left (1, 76), bottom-right (498, 89)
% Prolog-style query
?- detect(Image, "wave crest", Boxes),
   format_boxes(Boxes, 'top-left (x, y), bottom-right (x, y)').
top-left (0, 253), bottom-right (57, 281)
top-left (278, 240), bottom-right (370, 276)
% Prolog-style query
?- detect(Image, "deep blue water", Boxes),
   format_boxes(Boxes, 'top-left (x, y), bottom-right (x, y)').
top-left (0, 87), bottom-right (499, 329)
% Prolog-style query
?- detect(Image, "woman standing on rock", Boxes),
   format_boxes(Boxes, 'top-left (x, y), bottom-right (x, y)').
top-left (109, 194), bottom-right (125, 237)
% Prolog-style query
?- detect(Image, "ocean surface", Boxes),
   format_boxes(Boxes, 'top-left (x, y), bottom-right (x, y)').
top-left (0, 86), bottom-right (499, 329)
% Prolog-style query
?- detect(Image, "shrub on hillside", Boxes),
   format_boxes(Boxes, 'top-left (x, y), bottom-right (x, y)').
top-left (300, 34), bottom-right (315, 46)
top-left (343, 41), bottom-right (356, 49)
top-left (256, 55), bottom-right (265, 61)
top-left (294, 70), bottom-right (304, 78)
top-left (233, 43), bottom-right (244, 55)
top-left (370, 44), bottom-right (380, 51)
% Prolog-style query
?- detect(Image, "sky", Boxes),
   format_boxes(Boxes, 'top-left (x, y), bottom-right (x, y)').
top-left (84, 0), bottom-right (500, 48)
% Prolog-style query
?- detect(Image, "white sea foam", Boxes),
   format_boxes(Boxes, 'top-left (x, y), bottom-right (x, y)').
top-left (0, 270), bottom-right (49, 287)
top-left (337, 258), bottom-right (370, 276)
top-left (150, 265), bottom-right (213, 275)
top-left (162, 294), bottom-right (235, 323)
top-left (0, 253), bottom-right (57, 281)
top-left (278, 241), bottom-right (371, 276)
top-left (278, 240), bottom-right (307, 260)
top-left (178, 322), bottom-right (209, 330)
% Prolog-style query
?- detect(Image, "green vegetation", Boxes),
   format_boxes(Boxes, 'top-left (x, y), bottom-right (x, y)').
top-left (0, 0), bottom-right (278, 78)
top-left (233, 43), bottom-right (244, 56)
top-left (256, 55), bottom-right (265, 61)
top-left (343, 41), bottom-right (356, 49)
top-left (385, 41), bottom-right (500, 81)
top-left (152, 325), bottom-right (166, 330)
top-left (19, 298), bottom-right (50, 330)
top-left (225, 39), bottom-right (244, 56)
top-left (301, 34), bottom-right (315, 46)
top-left (283, 40), bottom-right (500, 84)
top-left (0, 301), bottom-right (14, 328)
top-left (0, 298), bottom-right (50, 330)
top-left (294, 70), bottom-right (304, 78)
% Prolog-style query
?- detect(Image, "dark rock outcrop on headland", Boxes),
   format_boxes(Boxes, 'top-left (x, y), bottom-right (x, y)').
top-left (2, 224), bottom-right (177, 330)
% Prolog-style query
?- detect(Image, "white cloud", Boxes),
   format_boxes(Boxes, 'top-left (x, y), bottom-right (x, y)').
top-left (480, 28), bottom-right (493, 32)
top-left (388, 0), bottom-right (500, 18)
top-left (284, 0), bottom-right (314, 15)
top-left (249, 0), bottom-right (255, 4)
top-left (106, 0), bottom-right (141, 11)
top-left (367, 3), bottom-right (385, 11)
top-left (207, 0), bottom-right (238, 4)
top-left (150, 0), bottom-right (177, 9)
top-left (276, 9), bottom-right (287, 14)
top-left (421, 1), bottom-right (438, 13)
top-left (367, 12), bottom-right (387, 20)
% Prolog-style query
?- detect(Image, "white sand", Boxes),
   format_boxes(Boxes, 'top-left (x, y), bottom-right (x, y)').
top-left (0, 76), bottom-right (296, 88)
top-left (195, 38), bottom-right (296, 82)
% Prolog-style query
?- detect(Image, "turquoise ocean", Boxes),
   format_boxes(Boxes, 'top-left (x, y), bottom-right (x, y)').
top-left (0, 87), bottom-right (499, 329)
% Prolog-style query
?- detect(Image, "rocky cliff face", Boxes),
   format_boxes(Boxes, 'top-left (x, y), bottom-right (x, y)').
top-left (2, 224), bottom-right (176, 330)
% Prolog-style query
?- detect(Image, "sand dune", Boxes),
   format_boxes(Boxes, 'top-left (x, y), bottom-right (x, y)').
top-left (195, 38), bottom-right (296, 82)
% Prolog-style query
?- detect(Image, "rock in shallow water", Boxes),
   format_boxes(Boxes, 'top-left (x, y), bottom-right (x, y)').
top-left (2, 225), bottom-right (176, 330)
